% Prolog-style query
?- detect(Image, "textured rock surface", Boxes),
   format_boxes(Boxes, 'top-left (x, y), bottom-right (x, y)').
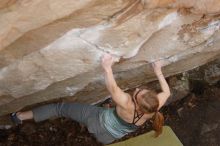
top-left (187, 59), bottom-right (220, 84)
top-left (142, 0), bottom-right (220, 14)
top-left (0, 0), bottom-right (220, 116)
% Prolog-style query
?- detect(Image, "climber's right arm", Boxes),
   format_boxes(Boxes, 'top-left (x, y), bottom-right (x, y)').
top-left (102, 53), bottom-right (130, 108)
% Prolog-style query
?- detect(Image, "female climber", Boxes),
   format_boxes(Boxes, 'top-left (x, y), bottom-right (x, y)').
top-left (11, 53), bottom-right (170, 144)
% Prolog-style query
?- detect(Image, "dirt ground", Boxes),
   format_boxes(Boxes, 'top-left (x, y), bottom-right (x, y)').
top-left (0, 81), bottom-right (219, 146)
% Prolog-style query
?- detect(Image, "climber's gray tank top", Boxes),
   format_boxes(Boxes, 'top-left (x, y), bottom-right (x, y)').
top-left (99, 108), bottom-right (138, 138)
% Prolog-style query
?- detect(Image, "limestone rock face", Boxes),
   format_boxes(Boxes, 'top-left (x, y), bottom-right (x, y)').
top-left (0, 0), bottom-right (220, 116)
top-left (142, 0), bottom-right (220, 14)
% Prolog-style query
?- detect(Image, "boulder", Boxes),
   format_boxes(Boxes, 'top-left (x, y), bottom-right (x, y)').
top-left (186, 59), bottom-right (220, 85)
top-left (0, 0), bottom-right (220, 116)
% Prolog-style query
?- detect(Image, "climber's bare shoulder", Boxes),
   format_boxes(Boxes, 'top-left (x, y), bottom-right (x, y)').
top-left (111, 88), bottom-right (132, 109)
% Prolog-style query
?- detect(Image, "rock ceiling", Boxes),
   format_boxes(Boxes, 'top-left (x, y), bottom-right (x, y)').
top-left (0, 0), bottom-right (220, 116)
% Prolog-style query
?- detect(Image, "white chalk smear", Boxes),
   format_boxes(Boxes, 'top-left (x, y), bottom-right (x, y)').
top-left (158, 12), bottom-right (178, 30)
top-left (42, 23), bottom-right (111, 53)
top-left (65, 86), bottom-right (79, 96)
top-left (199, 20), bottom-right (220, 35)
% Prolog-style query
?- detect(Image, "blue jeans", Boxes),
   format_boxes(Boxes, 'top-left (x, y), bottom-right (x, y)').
top-left (32, 103), bottom-right (116, 144)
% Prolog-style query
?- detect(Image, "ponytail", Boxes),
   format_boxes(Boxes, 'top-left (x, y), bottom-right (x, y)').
top-left (139, 90), bottom-right (164, 137)
top-left (152, 111), bottom-right (164, 137)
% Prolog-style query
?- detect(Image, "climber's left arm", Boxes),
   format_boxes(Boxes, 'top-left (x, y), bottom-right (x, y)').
top-left (152, 60), bottom-right (171, 110)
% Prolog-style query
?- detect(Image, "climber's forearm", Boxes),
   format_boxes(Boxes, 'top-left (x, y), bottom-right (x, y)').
top-left (156, 71), bottom-right (170, 96)
top-left (104, 67), bottom-right (120, 94)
